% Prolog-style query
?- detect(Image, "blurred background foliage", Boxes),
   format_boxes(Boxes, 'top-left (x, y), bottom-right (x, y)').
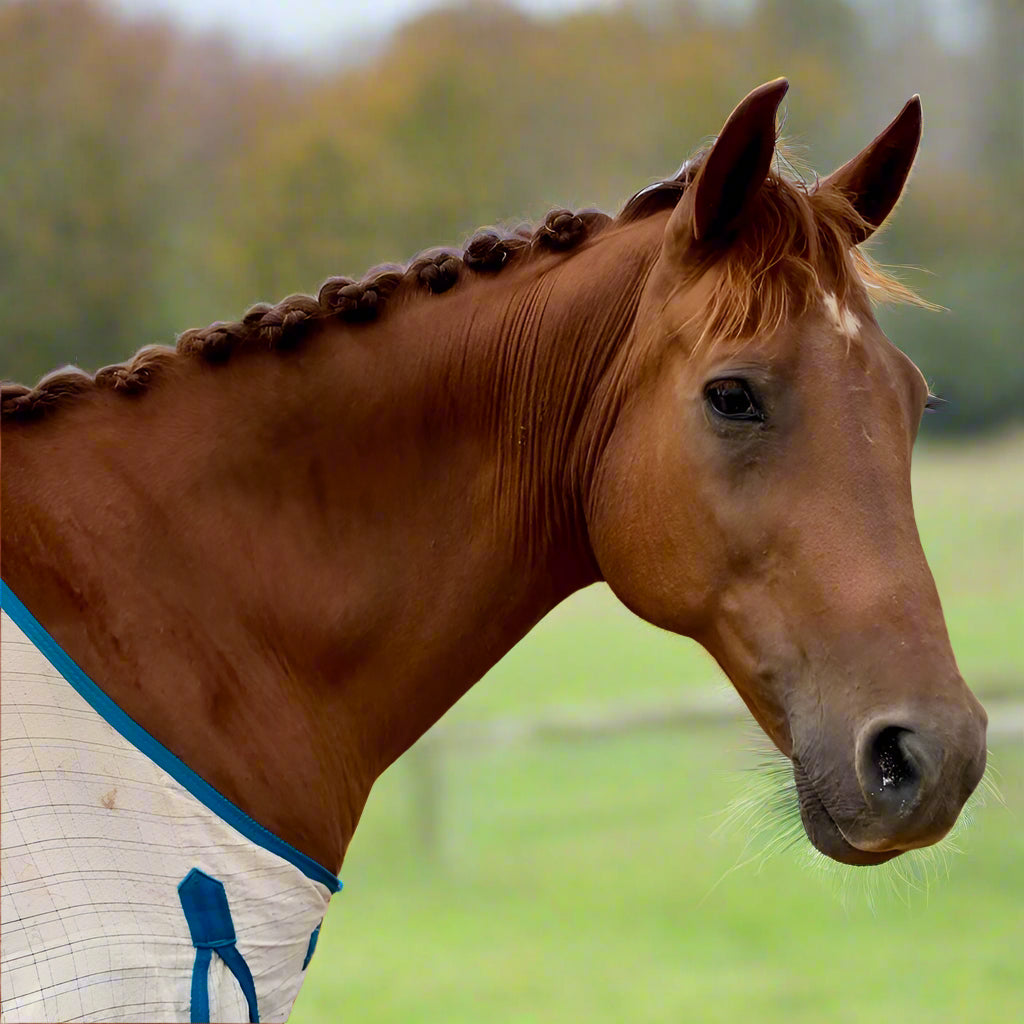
top-left (1, 0), bottom-right (1021, 434)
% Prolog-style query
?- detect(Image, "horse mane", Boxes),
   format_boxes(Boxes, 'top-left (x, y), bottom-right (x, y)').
top-left (0, 151), bottom-right (925, 422)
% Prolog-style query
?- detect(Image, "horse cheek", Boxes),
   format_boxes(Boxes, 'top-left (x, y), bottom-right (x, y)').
top-left (588, 409), bottom-right (719, 638)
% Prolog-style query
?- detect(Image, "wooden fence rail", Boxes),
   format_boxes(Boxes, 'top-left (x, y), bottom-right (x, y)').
top-left (404, 679), bottom-right (1022, 857)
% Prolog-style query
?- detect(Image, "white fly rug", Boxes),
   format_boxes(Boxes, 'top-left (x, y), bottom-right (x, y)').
top-left (1, 589), bottom-right (341, 1024)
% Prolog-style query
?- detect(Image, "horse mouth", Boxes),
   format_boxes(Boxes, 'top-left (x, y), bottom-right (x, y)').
top-left (792, 758), bottom-right (901, 867)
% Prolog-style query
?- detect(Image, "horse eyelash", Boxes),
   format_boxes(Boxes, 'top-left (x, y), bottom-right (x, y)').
top-left (924, 392), bottom-right (944, 412)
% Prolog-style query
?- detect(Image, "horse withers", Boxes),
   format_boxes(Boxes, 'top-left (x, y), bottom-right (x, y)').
top-left (0, 79), bottom-right (987, 1021)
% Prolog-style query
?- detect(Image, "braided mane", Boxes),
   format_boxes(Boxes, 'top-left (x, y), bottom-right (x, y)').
top-left (0, 155), bottom-right (922, 422)
top-left (1, 205), bottom-right (614, 421)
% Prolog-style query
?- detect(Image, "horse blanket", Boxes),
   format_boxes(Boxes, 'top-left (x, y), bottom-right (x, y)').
top-left (0, 586), bottom-right (341, 1023)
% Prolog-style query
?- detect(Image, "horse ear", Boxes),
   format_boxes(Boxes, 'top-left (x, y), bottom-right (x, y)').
top-left (667, 77), bottom-right (789, 251)
top-left (816, 96), bottom-right (922, 243)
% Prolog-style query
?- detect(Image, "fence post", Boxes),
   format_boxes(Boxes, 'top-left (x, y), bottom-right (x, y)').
top-left (407, 736), bottom-right (444, 862)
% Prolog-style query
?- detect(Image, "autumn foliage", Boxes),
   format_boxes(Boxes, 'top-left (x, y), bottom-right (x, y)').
top-left (2, 0), bottom-right (1019, 432)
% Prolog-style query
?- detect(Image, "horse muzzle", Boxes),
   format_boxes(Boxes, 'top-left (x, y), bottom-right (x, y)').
top-left (791, 692), bottom-right (988, 866)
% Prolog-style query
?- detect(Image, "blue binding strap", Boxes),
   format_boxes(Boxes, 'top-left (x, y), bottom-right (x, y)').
top-left (0, 582), bottom-right (341, 894)
top-left (178, 868), bottom-right (259, 1023)
top-left (302, 922), bottom-right (322, 971)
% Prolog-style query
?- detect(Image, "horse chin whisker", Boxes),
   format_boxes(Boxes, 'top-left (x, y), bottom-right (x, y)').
top-left (977, 752), bottom-right (1006, 807)
top-left (797, 751), bottom-right (1002, 913)
top-left (812, 837), bottom-right (955, 914)
top-left (705, 739), bottom-right (803, 887)
top-left (704, 744), bottom-right (1001, 912)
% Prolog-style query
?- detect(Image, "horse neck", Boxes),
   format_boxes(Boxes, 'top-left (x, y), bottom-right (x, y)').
top-left (0, 218), bottom-right (658, 869)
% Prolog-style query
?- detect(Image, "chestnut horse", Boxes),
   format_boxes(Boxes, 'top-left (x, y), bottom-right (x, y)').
top-left (1, 80), bottom-right (987, 1021)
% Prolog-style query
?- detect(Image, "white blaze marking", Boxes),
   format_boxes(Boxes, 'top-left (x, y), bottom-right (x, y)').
top-left (822, 291), bottom-right (861, 338)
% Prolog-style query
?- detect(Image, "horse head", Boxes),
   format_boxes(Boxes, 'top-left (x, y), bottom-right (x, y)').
top-left (588, 80), bottom-right (987, 865)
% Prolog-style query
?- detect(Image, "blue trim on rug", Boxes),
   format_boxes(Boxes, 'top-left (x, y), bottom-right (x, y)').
top-left (179, 868), bottom-right (260, 1023)
top-left (1, 582), bottom-right (342, 895)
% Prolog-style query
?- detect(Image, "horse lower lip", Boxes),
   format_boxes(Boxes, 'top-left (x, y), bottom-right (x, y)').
top-left (792, 758), bottom-right (901, 867)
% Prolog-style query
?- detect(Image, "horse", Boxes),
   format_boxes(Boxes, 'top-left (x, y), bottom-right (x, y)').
top-left (0, 79), bottom-right (988, 1022)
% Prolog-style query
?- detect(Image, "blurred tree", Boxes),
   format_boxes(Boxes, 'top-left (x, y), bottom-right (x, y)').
top-left (0, 1), bottom-right (163, 381)
top-left (976, 0), bottom-right (1022, 177)
top-left (1, 0), bottom-right (1019, 434)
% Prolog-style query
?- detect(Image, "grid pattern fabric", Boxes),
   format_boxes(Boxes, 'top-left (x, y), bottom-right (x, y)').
top-left (1, 612), bottom-right (334, 1023)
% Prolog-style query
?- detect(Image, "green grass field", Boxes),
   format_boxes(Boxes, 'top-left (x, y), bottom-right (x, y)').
top-left (293, 433), bottom-right (1023, 1024)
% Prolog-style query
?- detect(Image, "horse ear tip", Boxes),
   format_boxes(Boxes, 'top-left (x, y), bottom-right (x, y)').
top-left (900, 94), bottom-right (923, 137)
top-left (761, 77), bottom-right (790, 101)
top-left (756, 77), bottom-right (789, 118)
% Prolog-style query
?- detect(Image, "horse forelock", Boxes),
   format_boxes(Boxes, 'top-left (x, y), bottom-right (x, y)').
top-left (0, 148), bottom-right (927, 423)
top-left (630, 149), bottom-right (932, 351)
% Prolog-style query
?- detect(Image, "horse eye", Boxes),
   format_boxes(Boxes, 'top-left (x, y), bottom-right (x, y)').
top-left (705, 379), bottom-right (763, 422)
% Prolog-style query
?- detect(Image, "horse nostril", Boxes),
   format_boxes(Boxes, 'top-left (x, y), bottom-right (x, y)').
top-left (856, 724), bottom-right (938, 817)
top-left (847, 714), bottom-right (976, 848)
top-left (871, 727), bottom-right (919, 793)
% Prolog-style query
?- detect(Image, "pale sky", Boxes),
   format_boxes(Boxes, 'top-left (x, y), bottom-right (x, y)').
top-left (108, 0), bottom-right (620, 56)
top-left (106, 0), bottom-right (978, 59)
